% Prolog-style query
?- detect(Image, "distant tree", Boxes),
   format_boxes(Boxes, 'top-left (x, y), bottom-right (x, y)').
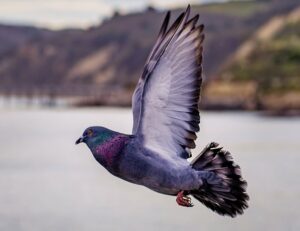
top-left (112, 9), bottom-right (121, 18)
top-left (146, 5), bottom-right (156, 12)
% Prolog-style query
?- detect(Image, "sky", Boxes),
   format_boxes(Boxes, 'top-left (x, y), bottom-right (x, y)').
top-left (0, 0), bottom-right (227, 29)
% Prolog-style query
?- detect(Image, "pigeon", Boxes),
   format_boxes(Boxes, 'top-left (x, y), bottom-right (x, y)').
top-left (76, 5), bottom-right (249, 217)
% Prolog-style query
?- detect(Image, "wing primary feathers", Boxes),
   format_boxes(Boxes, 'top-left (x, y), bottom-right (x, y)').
top-left (145, 11), bottom-right (171, 64)
top-left (184, 14), bottom-right (199, 31)
top-left (159, 11), bottom-right (171, 37)
top-left (153, 5), bottom-right (191, 63)
top-left (144, 12), bottom-right (185, 74)
top-left (176, 5), bottom-right (191, 32)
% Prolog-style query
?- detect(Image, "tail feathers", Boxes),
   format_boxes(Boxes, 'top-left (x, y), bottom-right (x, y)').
top-left (190, 142), bottom-right (249, 217)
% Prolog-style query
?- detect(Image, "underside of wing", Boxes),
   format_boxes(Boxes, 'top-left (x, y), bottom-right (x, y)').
top-left (132, 5), bottom-right (204, 159)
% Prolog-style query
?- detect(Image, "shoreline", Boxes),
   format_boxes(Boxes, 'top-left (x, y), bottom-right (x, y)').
top-left (1, 95), bottom-right (299, 117)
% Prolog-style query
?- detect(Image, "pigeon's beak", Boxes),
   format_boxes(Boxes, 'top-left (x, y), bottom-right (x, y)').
top-left (75, 136), bottom-right (85, 145)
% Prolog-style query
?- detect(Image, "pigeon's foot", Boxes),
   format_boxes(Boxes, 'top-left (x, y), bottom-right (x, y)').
top-left (176, 191), bottom-right (193, 207)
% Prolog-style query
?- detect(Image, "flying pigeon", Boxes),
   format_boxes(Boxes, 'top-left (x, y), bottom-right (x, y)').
top-left (76, 5), bottom-right (249, 217)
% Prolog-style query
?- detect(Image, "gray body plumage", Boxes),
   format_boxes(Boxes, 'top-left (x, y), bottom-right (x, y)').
top-left (114, 137), bottom-right (202, 195)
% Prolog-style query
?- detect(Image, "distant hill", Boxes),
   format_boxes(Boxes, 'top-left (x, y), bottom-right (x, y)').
top-left (0, 0), bottom-right (299, 108)
top-left (210, 5), bottom-right (300, 114)
top-left (0, 25), bottom-right (51, 55)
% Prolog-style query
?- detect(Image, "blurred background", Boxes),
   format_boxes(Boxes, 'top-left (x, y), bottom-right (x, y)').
top-left (0, 0), bottom-right (299, 230)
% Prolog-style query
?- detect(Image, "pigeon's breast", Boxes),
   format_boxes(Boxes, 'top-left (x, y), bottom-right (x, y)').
top-left (94, 135), bottom-right (130, 169)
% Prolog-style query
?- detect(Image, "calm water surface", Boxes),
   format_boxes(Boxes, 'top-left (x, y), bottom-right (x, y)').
top-left (0, 108), bottom-right (299, 231)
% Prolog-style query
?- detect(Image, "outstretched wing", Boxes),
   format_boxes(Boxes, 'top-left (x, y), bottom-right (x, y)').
top-left (132, 5), bottom-right (204, 160)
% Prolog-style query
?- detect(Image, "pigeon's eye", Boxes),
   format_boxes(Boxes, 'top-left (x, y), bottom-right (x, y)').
top-left (87, 129), bottom-right (93, 137)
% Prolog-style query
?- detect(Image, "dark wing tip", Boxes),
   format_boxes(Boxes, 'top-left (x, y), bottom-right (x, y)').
top-left (174, 12), bottom-right (185, 25)
top-left (158, 11), bottom-right (171, 37)
top-left (199, 24), bottom-right (205, 32)
top-left (186, 4), bottom-right (191, 12)
top-left (184, 4), bottom-right (191, 22)
top-left (184, 14), bottom-right (199, 30)
top-left (200, 33), bottom-right (205, 44)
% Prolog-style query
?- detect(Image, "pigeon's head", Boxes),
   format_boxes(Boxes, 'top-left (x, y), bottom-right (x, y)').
top-left (75, 126), bottom-right (114, 148)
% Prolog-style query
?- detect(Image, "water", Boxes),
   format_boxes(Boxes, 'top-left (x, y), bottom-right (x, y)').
top-left (0, 108), bottom-right (299, 231)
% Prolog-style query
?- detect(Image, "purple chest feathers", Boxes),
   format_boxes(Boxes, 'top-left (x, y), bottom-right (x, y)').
top-left (94, 135), bottom-right (129, 166)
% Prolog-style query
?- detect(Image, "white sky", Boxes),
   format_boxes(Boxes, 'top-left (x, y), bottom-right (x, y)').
top-left (0, 0), bottom-right (227, 29)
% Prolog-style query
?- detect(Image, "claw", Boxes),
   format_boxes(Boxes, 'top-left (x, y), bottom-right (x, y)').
top-left (176, 191), bottom-right (194, 207)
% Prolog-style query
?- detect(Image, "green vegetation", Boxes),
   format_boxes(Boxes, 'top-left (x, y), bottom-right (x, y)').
top-left (221, 20), bottom-right (300, 94)
top-left (194, 0), bottom-right (267, 17)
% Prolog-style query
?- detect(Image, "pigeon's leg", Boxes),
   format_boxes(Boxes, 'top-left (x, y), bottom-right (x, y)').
top-left (176, 191), bottom-right (193, 207)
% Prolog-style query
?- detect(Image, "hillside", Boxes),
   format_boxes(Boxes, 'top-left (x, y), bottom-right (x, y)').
top-left (209, 6), bottom-right (300, 115)
top-left (0, 0), bottom-right (299, 108)
top-left (0, 25), bottom-right (54, 56)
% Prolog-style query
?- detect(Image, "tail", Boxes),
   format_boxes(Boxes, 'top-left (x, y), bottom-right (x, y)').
top-left (190, 142), bottom-right (249, 217)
